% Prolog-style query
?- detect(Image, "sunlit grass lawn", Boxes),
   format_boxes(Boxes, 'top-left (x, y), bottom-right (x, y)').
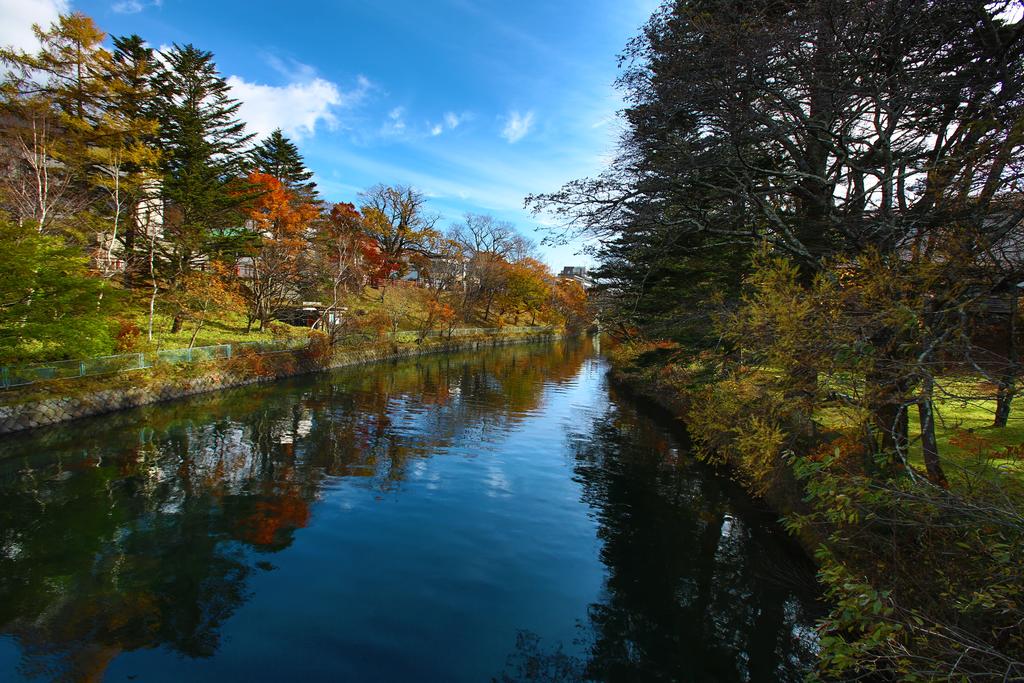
top-left (126, 302), bottom-right (306, 352)
top-left (817, 375), bottom-right (1024, 486)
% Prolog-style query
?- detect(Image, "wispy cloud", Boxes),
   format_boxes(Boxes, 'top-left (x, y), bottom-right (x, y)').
top-left (112, 0), bottom-right (161, 14)
top-left (381, 106), bottom-right (407, 137)
top-left (429, 111), bottom-right (469, 137)
top-left (500, 110), bottom-right (535, 143)
top-left (444, 112), bottom-right (462, 129)
top-left (227, 62), bottom-right (372, 141)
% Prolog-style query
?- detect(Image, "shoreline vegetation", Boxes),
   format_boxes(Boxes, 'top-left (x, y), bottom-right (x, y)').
top-left (602, 332), bottom-right (1024, 681)
top-left (523, 1), bottom-right (1024, 678)
top-left (0, 14), bottom-right (590, 370)
top-left (0, 327), bottom-right (562, 434)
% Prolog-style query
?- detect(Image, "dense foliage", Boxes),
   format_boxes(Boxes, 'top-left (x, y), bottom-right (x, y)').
top-left (534, 0), bottom-right (1024, 679)
top-left (0, 11), bottom-right (590, 365)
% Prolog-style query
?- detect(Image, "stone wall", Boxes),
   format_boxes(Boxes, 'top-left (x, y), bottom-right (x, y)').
top-left (0, 333), bottom-right (558, 435)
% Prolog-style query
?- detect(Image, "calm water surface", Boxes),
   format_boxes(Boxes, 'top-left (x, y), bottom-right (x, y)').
top-left (0, 338), bottom-right (820, 682)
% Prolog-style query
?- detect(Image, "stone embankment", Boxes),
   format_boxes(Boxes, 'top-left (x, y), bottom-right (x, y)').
top-left (0, 332), bottom-right (559, 435)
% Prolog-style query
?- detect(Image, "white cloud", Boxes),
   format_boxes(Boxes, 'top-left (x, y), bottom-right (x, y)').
top-left (112, 0), bottom-right (143, 13)
top-left (112, 0), bottom-right (161, 13)
top-left (428, 111), bottom-right (468, 137)
top-left (444, 111), bottom-right (463, 129)
top-left (0, 0), bottom-right (68, 52)
top-left (227, 67), bottom-right (371, 141)
top-left (380, 106), bottom-right (407, 137)
top-left (501, 110), bottom-right (535, 143)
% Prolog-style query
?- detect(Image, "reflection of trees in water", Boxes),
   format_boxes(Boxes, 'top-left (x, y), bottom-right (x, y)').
top-left (498, 387), bottom-right (820, 683)
top-left (0, 339), bottom-right (590, 680)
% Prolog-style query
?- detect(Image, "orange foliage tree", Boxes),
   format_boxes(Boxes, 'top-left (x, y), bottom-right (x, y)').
top-left (240, 172), bottom-right (318, 331)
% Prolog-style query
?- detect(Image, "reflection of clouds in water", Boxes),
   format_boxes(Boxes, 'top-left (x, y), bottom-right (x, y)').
top-left (277, 411), bottom-right (314, 444)
top-left (485, 463), bottom-right (512, 497)
top-left (408, 460), bottom-right (444, 491)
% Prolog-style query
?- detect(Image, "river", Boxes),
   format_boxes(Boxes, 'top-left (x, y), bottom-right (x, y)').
top-left (0, 337), bottom-right (820, 682)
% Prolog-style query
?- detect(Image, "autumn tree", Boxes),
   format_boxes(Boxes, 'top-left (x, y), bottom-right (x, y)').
top-left (551, 278), bottom-right (590, 330)
top-left (309, 202), bottom-right (368, 335)
top-left (498, 258), bottom-right (553, 325)
top-left (167, 263), bottom-right (244, 349)
top-left (358, 184), bottom-right (440, 277)
top-left (449, 213), bottom-right (537, 323)
top-left (0, 13), bottom-right (116, 237)
top-left (239, 172), bottom-right (318, 331)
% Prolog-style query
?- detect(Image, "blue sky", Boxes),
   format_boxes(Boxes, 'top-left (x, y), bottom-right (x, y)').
top-left (2, 0), bottom-right (660, 267)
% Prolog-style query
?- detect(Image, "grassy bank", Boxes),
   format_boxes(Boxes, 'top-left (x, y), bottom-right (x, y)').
top-left (606, 339), bottom-right (1024, 681)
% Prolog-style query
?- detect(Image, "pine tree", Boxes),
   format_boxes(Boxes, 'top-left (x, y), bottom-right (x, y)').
top-left (149, 43), bottom-right (256, 297)
top-left (91, 34), bottom-right (161, 281)
top-left (250, 129), bottom-right (317, 199)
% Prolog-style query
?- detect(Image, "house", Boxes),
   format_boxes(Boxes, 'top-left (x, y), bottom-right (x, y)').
top-left (559, 266), bottom-right (594, 289)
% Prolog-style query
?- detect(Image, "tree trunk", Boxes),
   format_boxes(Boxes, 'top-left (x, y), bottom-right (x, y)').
top-left (866, 351), bottom-right (911, 475)
top-left (995, 293), bottom-right (1018, 427)
top-left (919, 374), bottom-right (947, 487)
top-left (483, 293), bottom-right (494, 322)
top-left (995, 385), bottom-right (1013, 428)
top-left (188, 321), bottom-right (203, 349)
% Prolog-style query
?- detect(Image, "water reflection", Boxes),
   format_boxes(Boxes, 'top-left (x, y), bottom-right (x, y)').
top-left (0, 341), bottom-right (589, 680)
top-left (0, 338), bottom-right (819, 682)
top-left (565, 388), bottom-right (819, 681)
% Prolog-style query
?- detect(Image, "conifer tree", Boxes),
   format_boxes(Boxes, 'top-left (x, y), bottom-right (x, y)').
top-left (250, 128), bottom-right (317, 199)
top-left (149, 43), bottom-right (255, 302)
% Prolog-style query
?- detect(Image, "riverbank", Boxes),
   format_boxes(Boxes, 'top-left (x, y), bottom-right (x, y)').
top-left (0, 329), bottom-right (562, 435)
top-left (604, 343), bottom-right (816, 550)
top-left (606, 339), bottom-right (1024, 681)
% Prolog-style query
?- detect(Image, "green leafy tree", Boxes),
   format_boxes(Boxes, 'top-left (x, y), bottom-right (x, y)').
top-left (0, 216), bottom-right (119, 362)
top-left (150, 44), bottom-right (255, 297)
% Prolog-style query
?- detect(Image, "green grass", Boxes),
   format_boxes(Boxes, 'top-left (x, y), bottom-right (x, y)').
top-left (125, 305), bottom-right (307, 352)
top-left (817, 376), bottom-right (1024, 484)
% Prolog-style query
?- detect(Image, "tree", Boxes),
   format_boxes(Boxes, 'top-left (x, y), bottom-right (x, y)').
top-left (449, 213), bottom-right (537, 323)
top-left (499, 258), bottom-right (552, 325)
top-left (358, 184), bottom-right (440, 273)
top-left (551, 278), bottom-right (590, 330)
top-left (449, 213), bottom-right (533, 262)
top-left (249, 129), bottom-right (317, 200)
top-left (310, 202), bottom-right (370, 336)
top-left (0, 215), bottom-right (119, 362)
top-left (150, 42), bottom-right (256, 310)
top-left (239, 172), bottom-right (318, 331)
top-left (531, 0), bottom-right (1024, 461)
top-left (167, 264), bottom-right (244, 348)
top-left (104, 34), bottom-right (161, 283)
top-left (0, 13), bottom-right (117, 237)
